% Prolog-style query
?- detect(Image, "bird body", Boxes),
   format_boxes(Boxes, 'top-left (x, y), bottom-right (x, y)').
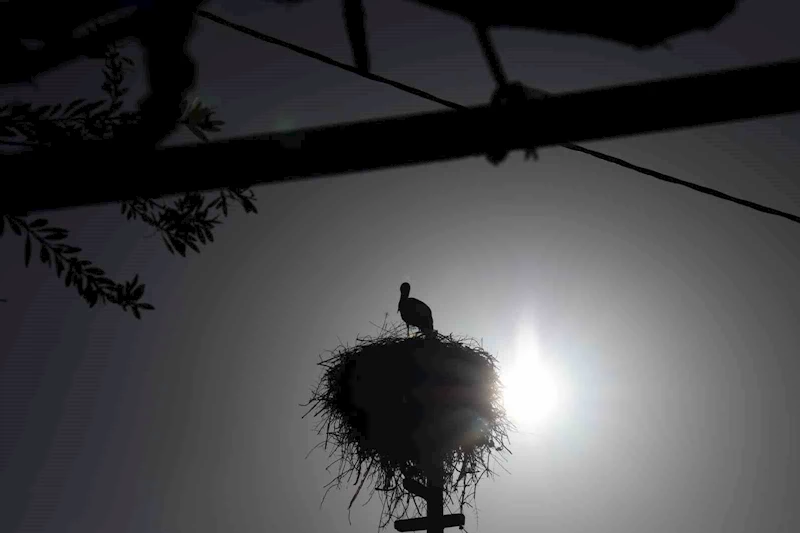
top-left (398, 282), bottom-right (435, 337)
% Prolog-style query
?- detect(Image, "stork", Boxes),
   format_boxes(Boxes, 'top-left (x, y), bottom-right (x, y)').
top-left (398, 282), bottom-right (435, 338)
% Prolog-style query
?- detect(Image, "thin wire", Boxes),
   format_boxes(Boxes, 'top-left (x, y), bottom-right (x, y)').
top-left (194, 9), bottom-right (800, 227)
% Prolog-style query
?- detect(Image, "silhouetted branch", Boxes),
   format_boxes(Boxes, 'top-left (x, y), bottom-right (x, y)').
top-left (119, 187), bottom-right (257, 257)
top-left (0, 214), bottom-right (153, 318)
top-left (0, 41), bottom-right (256, 317)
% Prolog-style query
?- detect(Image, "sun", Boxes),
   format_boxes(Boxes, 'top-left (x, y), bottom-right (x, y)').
top-left (501, 327), bottom-right (568, 432)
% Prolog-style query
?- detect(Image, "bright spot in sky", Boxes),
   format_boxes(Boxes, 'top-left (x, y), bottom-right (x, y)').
top-left (501, 327), bottom-right (568, 433)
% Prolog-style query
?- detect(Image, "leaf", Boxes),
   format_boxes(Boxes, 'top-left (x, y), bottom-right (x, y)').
top-left (29, 218), bottom-right (48, 228)
top-left (132, 284), bottom-right (145, 300)
top-left (162, 235), bottom-right (174, 255)
top-left (131, 274), bottom-right (139, 287)
top-left (40, 244), bottom-right (50, 265)
top-left (87, 291), bottom-right (99, 308)
top-left (186, 124), bottom-right (209, 143)
top-left (8, 218), bottom-right (22, 236)
top-left (204, 228), bottom-right (214, 242)
top-left (186, 240), bottom-right (200, 254)
top-left (65, 270), bottom-right (73, 287)
top-left (55, 257), bottom-right (64, 278)
top-left (85, 267), bottom-right (105, 276)
top-left (132, 306), bottom-right (141, 319)
top-left (170, 237), bottom-right (186, 257)
top-left (24, 235), bottom-right (31, 266)
top-left (138, 303), bottom-right (155, 310)
top-left (34, 105), bottom-right (51, 117)
top-left (65, 99), bottom-right (87, 115)
top-left (241, 198), bottom-right (257, 214)
top-left (71, 100), bottom-right (105, 117)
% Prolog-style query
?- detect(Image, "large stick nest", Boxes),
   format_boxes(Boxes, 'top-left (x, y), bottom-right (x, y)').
top-left (303, 320), bottom-right (513, 529)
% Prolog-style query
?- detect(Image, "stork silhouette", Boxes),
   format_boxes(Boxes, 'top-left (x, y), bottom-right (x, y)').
top-left (398, 282), bottom-right (435, 338)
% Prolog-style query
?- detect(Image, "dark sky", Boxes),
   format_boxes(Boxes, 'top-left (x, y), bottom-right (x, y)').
top-left (2, 1), bottom-right (800, 533)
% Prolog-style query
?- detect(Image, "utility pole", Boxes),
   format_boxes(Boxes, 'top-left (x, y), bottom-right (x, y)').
top-left (395, 436), bottom-right (465, 533)
top-left (3, 57), bottom-right (800, 215)
top-left (426, 456), bottom-right (445, 533)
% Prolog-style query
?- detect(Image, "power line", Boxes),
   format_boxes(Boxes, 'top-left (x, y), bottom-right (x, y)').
top-left (195, 9), bottom-right (800, 227)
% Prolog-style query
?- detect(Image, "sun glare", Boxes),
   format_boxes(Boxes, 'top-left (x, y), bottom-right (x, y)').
top-left (501, 327), bottom-right (567, 432)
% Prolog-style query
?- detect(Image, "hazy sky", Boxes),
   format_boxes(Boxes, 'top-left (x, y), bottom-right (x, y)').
top-left (1, 1), bottom-right (799, 533)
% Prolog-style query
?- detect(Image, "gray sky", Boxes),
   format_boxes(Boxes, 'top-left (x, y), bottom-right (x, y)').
top-left (2, 1), bottom-right (799, 533)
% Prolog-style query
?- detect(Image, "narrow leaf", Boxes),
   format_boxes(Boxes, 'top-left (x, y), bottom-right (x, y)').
top-left (138, 303), bottom-right (155, 310)
top-left (65, 99), bottom-right (87, 114)
top-left (40, 244), bottom-right (50, 265)
top-left (24, 235), bottom-right (31, 266)
top-left (8, 218), bottom-right (22, 236)
top-left (132, 284), bottom-right (145, 300)
top-left (29, 218), bottom-right (48, 228)
top-left (87, 291), bottom-right (99, 307)
top-left (72, 100), bottom-right (105, 117)
top-left (171, 238), bottom-right (186, 257)
top-left (186, 124), bottom-right (209, 143)
top-left (162, 236), bottom-right (174, 254)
